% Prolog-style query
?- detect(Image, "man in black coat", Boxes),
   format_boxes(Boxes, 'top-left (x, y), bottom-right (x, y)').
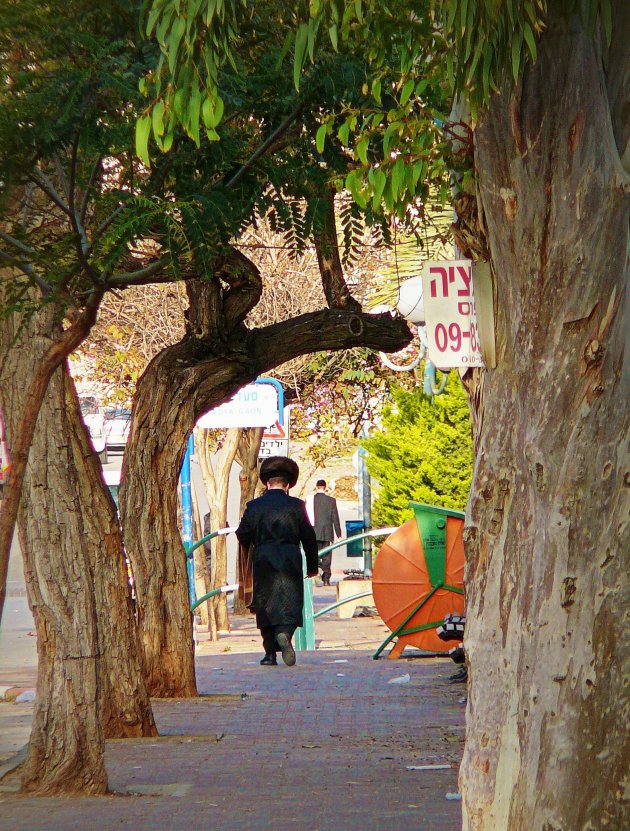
top-left (312, 480), bottom-right (342, 586)
top-left (236, 456), bottom-right (318, 667)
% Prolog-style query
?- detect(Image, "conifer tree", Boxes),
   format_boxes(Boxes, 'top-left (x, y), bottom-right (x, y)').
top-left (363, 374), bottom-right (473, 527)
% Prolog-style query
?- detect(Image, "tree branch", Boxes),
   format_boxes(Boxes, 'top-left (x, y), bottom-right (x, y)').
top-left (80, 155), bottom-right (104, 224)
top-left (249, 308), bottom-right (411, 376)
top-left (66, 138), bottom-right (100, 286)
top-left (224, 102), bottom-right (304, 190)
top-left (217, 248), bottom-right (262, 330)
top-left (313, 190), bottom-right (362, 311)
top-left (106, 258), bottom-right (170, 287)
top-left (0, 250), bottom-right (52, 295)
top-left (0, 232), bottom-right (36, 258)
top-left (29, 169), bottom-right (72, 217)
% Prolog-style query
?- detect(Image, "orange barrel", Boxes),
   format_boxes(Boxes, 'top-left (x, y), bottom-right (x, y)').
top-left (372, 502), bottom-right (465, 654)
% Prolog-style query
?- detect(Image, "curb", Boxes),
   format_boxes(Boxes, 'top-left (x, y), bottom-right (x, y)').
top-left (0, 743), bottom-right (28, 784)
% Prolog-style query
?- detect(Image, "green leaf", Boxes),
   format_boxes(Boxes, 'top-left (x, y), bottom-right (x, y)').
top-left (338, 119), bottom-right (351, 146)
top-left (328, 23), bottom-right (338, 50)
top-left (383, 121), bottom-right (402, 156)
top-left (162, 129), bottom-right (174, 153)
top-left (400, 78), bottom-right (415, 106)
top-left (294, 23), bottom-right (308, 90)
top-left (188, 81), bottom-right (202, 146)
top-left (168, 16), bottom-right (186, 74)
top-left (511, 31), bottom-right (522, 83)
top-left (307, 17), bottom-right (320, 63)
top-left (214, 95), bottom-right (224, 125)
top-left (152, 100), bottom-right (165, 138)
top-left (316, 123), bottom-right (327, 154)
top-left (202, 96), bottom-right (215, 129)
top-left (136, 114), bottom-right (151, 165)
top-left (482, 44), bottom-right (493, 100)
top-left (372, 168), bottom-right (386, 209)
top-left (356, 136), bottom-right (369, 165)
top-left (372, 78), bottom-right (382, 104)
top-left (173, 88), bottom-right (186, 119)
top-left (522, 23), bottom-right (537, 63)
top-left (391, 155), bottom-right (405, 200)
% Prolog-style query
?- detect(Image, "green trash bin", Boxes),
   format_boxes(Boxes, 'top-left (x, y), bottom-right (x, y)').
top-left (345, 520), bottom-right (365, 557)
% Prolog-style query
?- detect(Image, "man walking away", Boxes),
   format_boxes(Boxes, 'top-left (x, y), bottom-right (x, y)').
top-left (313, 480), bottom-right (341, 586)
top-left (236, 457), bottom-right (318, 666)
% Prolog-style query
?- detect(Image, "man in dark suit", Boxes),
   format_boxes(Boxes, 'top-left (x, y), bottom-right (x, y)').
top-left (236, 457), bottom-right (318, 667)
top-left (313, 479), bottom-right (342, 586)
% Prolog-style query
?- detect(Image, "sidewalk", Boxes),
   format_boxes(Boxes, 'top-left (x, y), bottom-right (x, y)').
top-left (0, 585), bottom-right (465, 830)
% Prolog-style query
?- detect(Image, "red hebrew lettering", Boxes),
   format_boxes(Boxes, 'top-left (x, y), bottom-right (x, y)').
top-left (429, 266), bottom-right (449, 298)
top-left (457, 265), bottom-right (471, 296)
top-left (457, 301), bottom-right (474, 315)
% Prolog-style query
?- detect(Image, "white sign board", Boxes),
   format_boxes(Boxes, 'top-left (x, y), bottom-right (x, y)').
top-left (259, 438), bottom-right (289, 457)
top-left (197, 383), bottom-right (279, 429)
top-left (259, 408), bottom-right (290, 458)
top-left (421, 259), bottom-right (484, 368)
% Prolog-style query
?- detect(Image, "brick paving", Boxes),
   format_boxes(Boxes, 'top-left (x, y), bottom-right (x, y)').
top-left (0, 586), bottom-right (465, 830)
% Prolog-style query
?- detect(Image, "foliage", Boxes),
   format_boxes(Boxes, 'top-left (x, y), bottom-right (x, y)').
top-left (362, 374), bottom-right (473, 527)
top-left (142, 0), bottom-right (612, 232)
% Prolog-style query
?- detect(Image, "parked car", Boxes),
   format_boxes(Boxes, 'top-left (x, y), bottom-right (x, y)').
top-left (79, 396), bottom-right (108, 463)
top-left (104, 407), bottom-right (132, 451)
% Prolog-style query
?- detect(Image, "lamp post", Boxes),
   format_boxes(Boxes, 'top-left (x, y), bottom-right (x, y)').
top-left (358, 422), bottom-right (372, 576)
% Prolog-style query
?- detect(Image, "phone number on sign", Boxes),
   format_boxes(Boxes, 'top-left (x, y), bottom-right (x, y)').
top-left (433, 322), bottom-right (479, 354)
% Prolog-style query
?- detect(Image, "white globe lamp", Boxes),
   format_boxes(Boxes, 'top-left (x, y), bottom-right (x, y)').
top-left (395, 276), bottom-right (425, 324)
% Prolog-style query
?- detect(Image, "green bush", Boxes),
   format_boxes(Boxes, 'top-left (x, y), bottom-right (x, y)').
top-left (363, 374), bottom-right (473, 528)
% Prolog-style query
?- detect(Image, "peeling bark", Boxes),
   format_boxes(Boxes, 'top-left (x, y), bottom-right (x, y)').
top-left (461, 13), bottom-right (629, 831)
top-left (0, 299), bottom-right (156, 794)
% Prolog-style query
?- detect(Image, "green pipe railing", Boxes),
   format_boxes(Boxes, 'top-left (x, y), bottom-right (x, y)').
top-left (191, 584), bottom-right (238, 613)
top-left (316, 528), bottom-right (398, 559)
top-left (312, 591), bottom-right (373, 619)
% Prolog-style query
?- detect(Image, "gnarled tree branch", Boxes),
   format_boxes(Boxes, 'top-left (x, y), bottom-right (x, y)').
top-left (313, 189), bottom-right (362, 311)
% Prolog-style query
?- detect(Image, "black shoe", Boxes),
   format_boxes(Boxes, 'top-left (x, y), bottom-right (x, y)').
top-left (276, 633), bottom-right (296, 666)
top-left (448, 666), bottom-right (468, 684)
top-left (260, 653), bottom-right (277, 666)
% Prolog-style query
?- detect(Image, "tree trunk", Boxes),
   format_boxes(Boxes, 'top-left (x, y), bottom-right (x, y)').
top-left (0, 304), bottom-right (156, 793)
top-left (234, 426), bottom-right (264, 614)
top-left (460, 13), bottom-right (629, 831)
top-left (119, 348), bottom-right (198, 697)
top-left (120, 274), bottom-right (411, 696)
top-left (64, 373), bottom-right (157, 740)
top-left (196, 427), bottom-right (241, 633)
top-left (0, 287), bottom-right (102, 625)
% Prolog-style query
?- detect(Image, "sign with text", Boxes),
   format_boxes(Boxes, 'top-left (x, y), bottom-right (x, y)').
top-left (259, 407), bottom-right (290, 457)
top-left (421, 259), bottom-right (484, 368)
top-left (197, 383), bottom-right (278, 429)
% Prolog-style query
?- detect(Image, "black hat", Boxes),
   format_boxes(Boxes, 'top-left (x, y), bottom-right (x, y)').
top-left (259, 456), bottom-right (299, 488)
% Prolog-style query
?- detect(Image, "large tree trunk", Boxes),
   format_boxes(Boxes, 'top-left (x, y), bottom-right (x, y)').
top-left (0, 303), bottom-right (156, 794)
top-left (120, 268), bottom-right (411, 696)
top-left (119, 349), bottom-right (199, 697)
top-left (461, 12), bottom-right (629, 831)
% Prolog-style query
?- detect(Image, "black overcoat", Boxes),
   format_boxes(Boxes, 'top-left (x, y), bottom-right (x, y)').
top-left (235, 489), bottom-right (318, 629)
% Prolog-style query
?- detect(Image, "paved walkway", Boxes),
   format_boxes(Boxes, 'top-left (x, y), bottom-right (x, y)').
top-left (0, 585), bottom-right (465, 830)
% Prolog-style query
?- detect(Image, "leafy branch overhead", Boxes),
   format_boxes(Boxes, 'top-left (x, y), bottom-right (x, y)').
top-left (141, 0), bottom-right (613, 220)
